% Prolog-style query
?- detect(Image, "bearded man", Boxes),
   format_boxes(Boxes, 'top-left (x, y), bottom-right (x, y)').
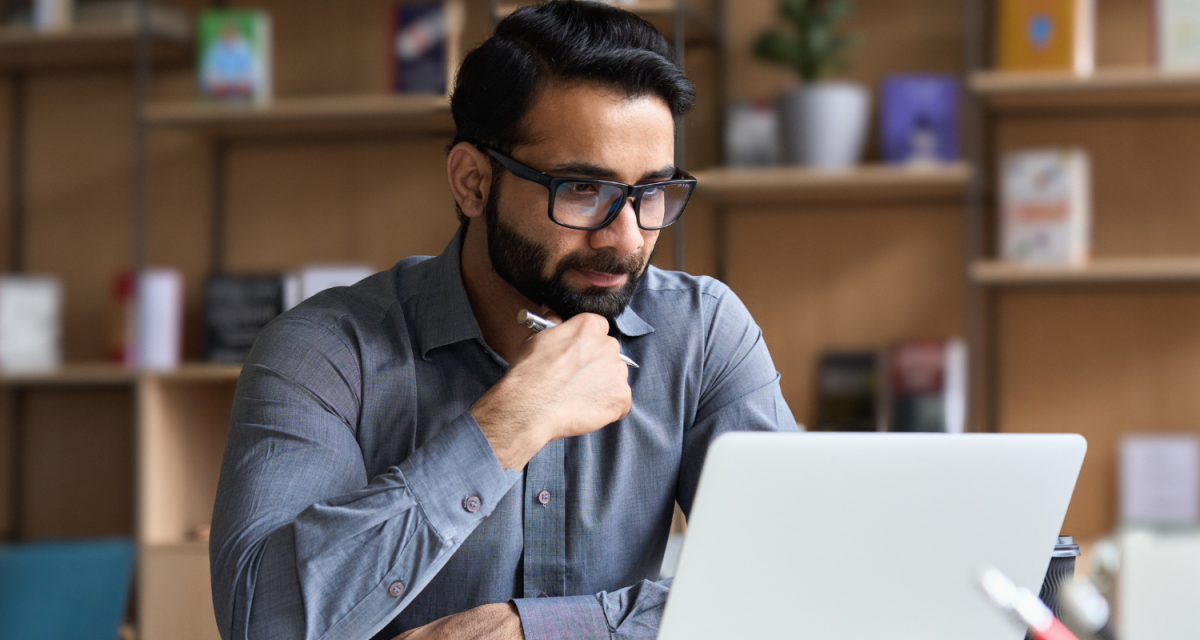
top-left (209, 2), bottom-right (799, 639)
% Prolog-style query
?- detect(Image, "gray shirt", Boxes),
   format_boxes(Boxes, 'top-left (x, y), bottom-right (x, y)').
top-left (210, 226), bottom-right (798, 640)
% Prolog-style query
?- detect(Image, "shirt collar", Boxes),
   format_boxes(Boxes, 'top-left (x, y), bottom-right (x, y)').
top-left (414, 225), bottom-right (656, 358)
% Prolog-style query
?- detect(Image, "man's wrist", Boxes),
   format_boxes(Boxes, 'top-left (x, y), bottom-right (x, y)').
top-left (470, 379), bottom-right (549, 470)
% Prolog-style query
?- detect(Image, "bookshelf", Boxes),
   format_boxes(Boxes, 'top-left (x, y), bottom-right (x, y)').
top-left (965, 0), bottom-right (1200, 540)
top-left (972, 258), bottom-right (1200, 286)
top-left (971, 68), bottom-right (1200, 110)
top-left (495, 0), bottom-right (718, 43)
top-left (0, 23), bottom-right (189, 69)
top-left (695, 162), bottom-right (971, 204)
top-left (0, 363), bottom-right (136, 387)
top-left (144, 93), bottom-right (455, 138)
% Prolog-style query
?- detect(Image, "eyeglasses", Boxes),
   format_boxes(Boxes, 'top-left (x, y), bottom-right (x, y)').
top-left (477, 144), bottom-right (696, 231)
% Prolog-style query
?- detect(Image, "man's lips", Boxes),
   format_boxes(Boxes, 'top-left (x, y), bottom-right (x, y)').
top-left (572, 268), bottom-right (628, 288)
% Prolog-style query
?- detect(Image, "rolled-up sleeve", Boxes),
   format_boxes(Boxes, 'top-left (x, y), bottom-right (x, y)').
top-left (209, 316), bottom-right (521, 640)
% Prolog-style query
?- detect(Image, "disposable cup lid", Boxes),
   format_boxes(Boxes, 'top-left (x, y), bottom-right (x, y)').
top-left (1053, 535), bottom-right (1080, 558)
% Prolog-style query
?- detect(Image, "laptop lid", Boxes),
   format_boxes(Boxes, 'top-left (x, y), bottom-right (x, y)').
top-left (658, 433), bottom-right (1086, 640)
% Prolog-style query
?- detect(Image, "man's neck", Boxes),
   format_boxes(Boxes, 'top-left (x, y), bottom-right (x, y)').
top-left (460, 221), bottom-right (541, 364)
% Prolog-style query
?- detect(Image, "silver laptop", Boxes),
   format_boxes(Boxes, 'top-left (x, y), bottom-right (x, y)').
top-left (658, 432), bottom-right (1087, 640)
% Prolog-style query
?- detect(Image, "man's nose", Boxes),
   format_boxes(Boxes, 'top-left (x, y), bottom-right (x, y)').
top-left (590, 198), bottom-right (643, 256)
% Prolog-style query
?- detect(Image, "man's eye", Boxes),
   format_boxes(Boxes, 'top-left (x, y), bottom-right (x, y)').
top-left (568, 183), bottom-right (600, 196)
top-left (643, 186), bottom-right (664, 198)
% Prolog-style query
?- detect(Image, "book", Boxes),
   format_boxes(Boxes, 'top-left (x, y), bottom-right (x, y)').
top-left (32, 0), bottom-right (70, 30)
top-left (283, 264), bottom-right (374, 311)
top-left (884, 339), bottom-right (967, 433)
top-left (1120, 435), bottom-right (1199, 526)
top-left (814, 351), bottom-right (882, 432)
top-left (390, 0), bottom-right (464, 95)
top-left (75, 0), bottom-right (192, 42)
top-left (109, 269), bottom-right (184, 370)
top-left (203, 274), bottom-right (283, 364)
top-left (879, 74), bottom-right (961, 166)
top-left (0, 275), bottom-right (62, 372)
top-left (1000, 148), bottom-right (1091, 265)
top-left (1156, 0), bottom-right (1200, 69)
top-left (197, 9), bottom-right (272, 105)
top-left (724, 100), bottom-right (781, 167)
top-left (997, 0), bottom-right (1095, 74)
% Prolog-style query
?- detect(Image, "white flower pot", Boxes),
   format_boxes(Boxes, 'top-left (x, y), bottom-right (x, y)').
top-left (778, 82), bottom-right (871, 168)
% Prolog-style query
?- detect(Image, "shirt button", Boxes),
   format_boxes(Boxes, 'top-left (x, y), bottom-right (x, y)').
top-left (463, 495), bottom-right (481, 513)
top-left (537, 490), bottom-right (551, 505)
top-left (388, 581), bottom-right (405, 597)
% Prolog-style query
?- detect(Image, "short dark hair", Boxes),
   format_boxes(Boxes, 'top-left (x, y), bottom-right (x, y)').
top-left (449, 0), bottom-right (696, 169)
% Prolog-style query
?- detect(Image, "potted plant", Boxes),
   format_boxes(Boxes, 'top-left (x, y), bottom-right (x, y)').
top-left (755, 0), bottom-right (868, 168)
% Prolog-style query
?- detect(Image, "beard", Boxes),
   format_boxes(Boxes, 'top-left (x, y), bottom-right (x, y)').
top-left (484, 185), bottom-right (646, 320)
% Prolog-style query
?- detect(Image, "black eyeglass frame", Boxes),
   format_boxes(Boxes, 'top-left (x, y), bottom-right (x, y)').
top-left (476, 144), bottom-right (697, 231)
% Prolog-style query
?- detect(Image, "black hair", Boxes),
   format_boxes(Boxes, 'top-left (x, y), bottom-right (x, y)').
top-left (449, 1), bottom-right (696, 222)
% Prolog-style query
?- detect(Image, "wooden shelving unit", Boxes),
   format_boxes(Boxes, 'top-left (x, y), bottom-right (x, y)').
top-left (970, 68), bottom-right (1200, 109)
top-left (144, 93), bottom-right (455, 138)
top-left (973, 258), bottom-right (1200, 285)
top-left (0, 363), bottom-right (135, 387)
top-left (496, 0), bottom-right (717, 42)
top-left (695, 162), bottom-right (971, 204)
top-left (0, 23), bottom-right (190, 70)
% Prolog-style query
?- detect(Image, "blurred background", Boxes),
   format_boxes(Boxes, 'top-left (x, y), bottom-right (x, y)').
top-left (0, 0), bottom-right (1198, 638)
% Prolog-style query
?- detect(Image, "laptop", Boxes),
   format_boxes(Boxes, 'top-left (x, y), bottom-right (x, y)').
top-left (658, 432), bottom-right (1087, 640)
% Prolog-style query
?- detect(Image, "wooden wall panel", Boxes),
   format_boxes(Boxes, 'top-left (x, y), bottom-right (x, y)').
top-left (998, 286), bottom-right (1200, 540)
top-left (726, 203), bottom-right (966, 426)
top-left (995, 111), bottom-right (1200, 258)
top-left (21, 388), bottom-right (134, 539)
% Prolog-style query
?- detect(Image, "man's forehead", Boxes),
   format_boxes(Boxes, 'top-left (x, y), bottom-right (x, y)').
top-left (517, 82), bottom-right (675, 173)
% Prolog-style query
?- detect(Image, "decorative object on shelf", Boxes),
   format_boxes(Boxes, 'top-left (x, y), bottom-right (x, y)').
top-left (204, 274), bottom-right (284, 364)
top-left (32, 0), bottom-right (70, 30)
top-left (1120, 434), bottom-right (1199, 527)
top-left (110, 269), bottom-right (184, 371)
top-left (1000, 148), bottom-right (1091, 265)
top-left (724, 100), bottom-right (781, 166)
top-left (75, 0), bottom-right (192, 42)
top-left (879, 74), bottom-right (961, 166)
top-left (390, 0), bottom-right (464, 95)
top-left (197, 8), bottom-right (272, 105)
top-left (814, 350), bottom-right (881, 431)
top-left (755, 0), bottom-right (868, 168)
top-left (0, 274), bottom-right (62, 372)
top-left (884, 339), bottom-right (967, 433)
top-left (282, 264), bottom-right (374, 311)
top-left (997, 0), bottom-right (1094, 74)
top-left (1156, 0), bottom-right (1200, 69)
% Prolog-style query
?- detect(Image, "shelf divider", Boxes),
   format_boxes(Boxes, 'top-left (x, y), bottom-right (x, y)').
top-left (972, 257), bottom-right (1200, 285)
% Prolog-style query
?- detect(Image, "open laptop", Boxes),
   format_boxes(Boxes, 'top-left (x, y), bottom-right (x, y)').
top-left (658, 432), bottom-right (1087, 640)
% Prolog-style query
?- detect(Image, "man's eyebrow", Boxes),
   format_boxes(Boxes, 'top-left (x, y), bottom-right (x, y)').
top-left (548, 162), bottom-right (679, 182)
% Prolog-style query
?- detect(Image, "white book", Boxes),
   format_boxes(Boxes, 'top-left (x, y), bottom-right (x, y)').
top-left (0, 275), bottom-right (62, 372)
top-left (135, 268), bottom-right (184, 371)
top-left (1121, 435), bottom-right (1200, 526)
top-left (283, 265), bottom-right (373, 311)
top-left (1000, 148), bottom-right (1091, 265)
top-left (1157, 0), bottom-right (1200, 69)
top-left (33, 0), bottom-right (72, 31)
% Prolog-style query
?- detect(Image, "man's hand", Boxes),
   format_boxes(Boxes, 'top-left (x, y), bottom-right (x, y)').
top-left (393, 602), bottom-right (524, 640)
top-left (471, 312), bottom-right (632, 469)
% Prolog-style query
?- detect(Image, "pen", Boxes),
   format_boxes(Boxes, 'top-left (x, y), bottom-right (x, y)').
top-left (978, 566), bottom-right (1081, 640)
top-left (518, 309), bottom-right (640, 369)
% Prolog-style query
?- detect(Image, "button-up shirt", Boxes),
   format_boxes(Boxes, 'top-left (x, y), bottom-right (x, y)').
top-left (210, 226), bottom-right (799, 640)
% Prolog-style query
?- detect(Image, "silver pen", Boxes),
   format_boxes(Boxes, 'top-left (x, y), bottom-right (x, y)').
top-left (518, 309), bottom-right (640, 369)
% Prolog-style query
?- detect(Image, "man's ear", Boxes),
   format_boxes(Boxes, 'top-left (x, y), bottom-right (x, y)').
top-left (447, 142), bottom-right (493, 220)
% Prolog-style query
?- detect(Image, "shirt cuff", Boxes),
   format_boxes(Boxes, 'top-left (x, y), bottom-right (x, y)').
top-left (513, 595), bottom-right (612, 640)
top-left (397, 410), bottom-right (521, 542)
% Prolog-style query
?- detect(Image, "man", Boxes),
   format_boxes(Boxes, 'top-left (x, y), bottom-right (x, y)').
top-left (210, 2), bottom-right (799, 639)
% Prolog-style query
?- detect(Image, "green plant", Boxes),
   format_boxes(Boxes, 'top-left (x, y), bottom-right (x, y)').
top-left (754, 0), bottom-right (859, 82)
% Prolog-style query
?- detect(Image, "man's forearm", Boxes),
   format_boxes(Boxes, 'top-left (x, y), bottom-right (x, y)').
top-left (393, 603), bottom-right (524, 640)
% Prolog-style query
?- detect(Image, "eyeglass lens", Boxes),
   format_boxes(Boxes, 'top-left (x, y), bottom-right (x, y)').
top-left (553, 181), bottom-right (690, 229)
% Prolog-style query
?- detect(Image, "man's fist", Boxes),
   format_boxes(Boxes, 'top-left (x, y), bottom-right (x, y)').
top-left (471, 312), bottom-right (632, 470)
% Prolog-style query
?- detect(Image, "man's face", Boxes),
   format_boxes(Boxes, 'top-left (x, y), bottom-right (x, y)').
top-left (484, 82), bottom-right (676, 320)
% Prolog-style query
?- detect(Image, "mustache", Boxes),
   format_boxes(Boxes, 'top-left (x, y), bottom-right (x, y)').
top-left (555, 250), bottom-right (645, 278)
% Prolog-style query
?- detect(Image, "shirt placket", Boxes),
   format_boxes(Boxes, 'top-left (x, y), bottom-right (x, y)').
top-left (522, 437), bottom-right (567, 598)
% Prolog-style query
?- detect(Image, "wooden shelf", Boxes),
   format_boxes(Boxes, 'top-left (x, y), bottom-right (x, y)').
top-left (972, 257), bottom-right (1200, 285)
top-left (693, 162), bottom-right (971, 205)
top-left (0, 23), bottom-right (190, 70)
top-left (0, 363), bottom-right (242, 387)
top-left (143, 93), bottom-right (455, 138)
top-left (0, 363), bottom-right (135, 387)
top-left (971, 68), bottom-right (1200, 110)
